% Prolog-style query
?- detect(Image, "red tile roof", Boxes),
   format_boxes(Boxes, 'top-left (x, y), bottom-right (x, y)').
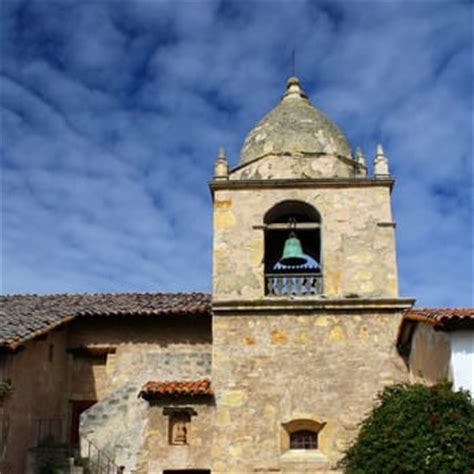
top-left (139, 379), bottom-right (213, 399)
top-left (402, 307), bottom-right (474, 329)
top-left (397, 307), bottom-right (474, 354)
top-left (0, 292), bottom-right (211, 349)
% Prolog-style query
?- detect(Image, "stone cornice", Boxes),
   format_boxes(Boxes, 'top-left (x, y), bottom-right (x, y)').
top-left (209, 177), bottom-right (395, 195)
top-left (212, 297), bottom-right (415, 315)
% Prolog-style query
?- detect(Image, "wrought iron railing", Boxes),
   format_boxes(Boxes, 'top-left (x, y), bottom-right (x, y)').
top-left (81, 437), bottom-right (124, 474)
top-left (31, 419), bottom-right (123, 473)
top-left (265, 272), bottom-right (323, 296)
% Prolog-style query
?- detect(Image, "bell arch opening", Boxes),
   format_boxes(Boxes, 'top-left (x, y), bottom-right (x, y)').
top-left (263, 200), bottom-right (322, 296)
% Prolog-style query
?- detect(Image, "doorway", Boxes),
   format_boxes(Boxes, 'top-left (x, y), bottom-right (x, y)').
top-left (163, 471), bottom-right (211, 473)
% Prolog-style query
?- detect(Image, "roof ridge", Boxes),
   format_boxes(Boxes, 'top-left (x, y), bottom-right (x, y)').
top-left (0, 290), bottom-right (212, 299)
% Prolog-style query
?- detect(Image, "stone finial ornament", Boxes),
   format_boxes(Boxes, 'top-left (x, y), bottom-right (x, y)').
top-left (355, 147), bottom-right (367, 177)
top-left (373, 143), bottom-right (390, 177)
top-left (283, 75), bottom-right (308, 100)
top-left (214, 146), bottom-right (229, 180)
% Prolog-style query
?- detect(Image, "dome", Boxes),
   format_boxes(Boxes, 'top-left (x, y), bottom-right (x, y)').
top-left (239, 76), bottom-right (352, 166)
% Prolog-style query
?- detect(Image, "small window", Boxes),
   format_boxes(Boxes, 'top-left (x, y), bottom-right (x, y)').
top-left (281, 418), bottom-right (325, 453)
top-left (290, 430), bottom-right (318, 449)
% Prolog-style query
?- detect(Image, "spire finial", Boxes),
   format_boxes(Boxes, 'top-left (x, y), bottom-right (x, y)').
top-left (214, 145), bottom-right (228, 180)
top-left (218, 146), bottom-right (226, 160)
top-left (374, 143), bottom-right (390, 177)
top-left (291, 49), bottom-right (295, 77)
top-left (355, 147), bottom-right (367, 177)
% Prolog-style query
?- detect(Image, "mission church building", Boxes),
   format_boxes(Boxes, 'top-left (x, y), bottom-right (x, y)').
top-left (1, 76), bottom-right (472, 473)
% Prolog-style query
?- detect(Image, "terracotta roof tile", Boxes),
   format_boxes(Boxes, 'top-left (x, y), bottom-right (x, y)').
top-left (139, 379), bottom-right (213, 399)
top-left (403, 307), bottom-right (474, 328)
top-left (0, 292), bottom-right (211, 348)
top-left (397, 307), bottom-right (474, 352)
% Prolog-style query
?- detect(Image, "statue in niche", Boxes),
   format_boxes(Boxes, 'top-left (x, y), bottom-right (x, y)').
top-left (170, 413), bottom-right (190, 445)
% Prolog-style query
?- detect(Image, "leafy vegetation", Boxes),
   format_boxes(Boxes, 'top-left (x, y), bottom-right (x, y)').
top-left (0, 379), bottom-right (12, 403)
top-left (339, 382), bottom-right (474, 474)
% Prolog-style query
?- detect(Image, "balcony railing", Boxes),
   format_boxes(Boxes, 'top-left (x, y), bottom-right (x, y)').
top-left (265, 272), bottom-right (323, 296)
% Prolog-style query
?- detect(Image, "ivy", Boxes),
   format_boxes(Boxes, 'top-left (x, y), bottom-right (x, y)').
top-left (339, 382), bottom-right (474, 474)
top-left (0, 380), bottom-right (13, 402)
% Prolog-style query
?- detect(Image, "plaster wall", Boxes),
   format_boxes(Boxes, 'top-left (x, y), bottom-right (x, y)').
top-left (450, 331), bottom-right (474, 393)
top-left (213, 184), bottom-right (398, 301)
top-left (408, 323), bottom-right (451, 385)
top-left (211, 311), bottom-right (407, 473)
top-left (1, 330), bottom-right (68, 474)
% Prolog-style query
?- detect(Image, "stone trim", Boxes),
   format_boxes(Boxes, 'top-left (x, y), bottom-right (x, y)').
top-left (212, 297), bottom-right (415, 314)
top-left (210, 176), bottom-right (395, 193)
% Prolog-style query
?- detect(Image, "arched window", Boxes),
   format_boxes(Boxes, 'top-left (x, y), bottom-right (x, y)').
top-left (290, 430), bottom-right (318, 449)
top-left (264, 201), bottom-right (322, 296)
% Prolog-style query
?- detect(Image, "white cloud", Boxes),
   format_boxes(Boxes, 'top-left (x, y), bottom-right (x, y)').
top-left (1, 0), bottom-right (471, 306)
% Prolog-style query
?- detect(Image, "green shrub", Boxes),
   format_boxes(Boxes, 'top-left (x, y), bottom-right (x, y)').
top-left (339, 382), bottom-right (474, 474)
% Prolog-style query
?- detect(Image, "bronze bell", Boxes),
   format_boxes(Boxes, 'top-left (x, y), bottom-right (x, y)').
top-left (279, 232), bottom-right (307, 266)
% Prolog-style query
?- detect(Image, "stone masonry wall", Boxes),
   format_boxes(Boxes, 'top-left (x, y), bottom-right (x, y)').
top-left (136, 399), bottom-right (214, 473)
top-left (74, 316), bottom-right (212, 473)
top-left (230, 154), bottom-right (355, 181)
top-left (213, 185), bottom-right (398, 301)
top-left (211, 311), bottom-right (408, 473)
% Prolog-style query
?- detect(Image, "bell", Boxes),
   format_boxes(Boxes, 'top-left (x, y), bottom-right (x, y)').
top-left (279, 232), bottom-right (307, 266)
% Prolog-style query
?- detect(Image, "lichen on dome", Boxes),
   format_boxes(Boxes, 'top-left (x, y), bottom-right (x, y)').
top-left (239, 76), bottom-right (352, 166)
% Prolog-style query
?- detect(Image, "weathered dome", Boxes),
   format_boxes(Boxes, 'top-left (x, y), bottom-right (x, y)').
top-left (239, 76), bottom-right (352, 166)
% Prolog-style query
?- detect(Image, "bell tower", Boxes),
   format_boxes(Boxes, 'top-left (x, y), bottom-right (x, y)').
top-left (211, 76), bottom-right (401, 304)
top-left (210, 76), bottom-right (413, 472)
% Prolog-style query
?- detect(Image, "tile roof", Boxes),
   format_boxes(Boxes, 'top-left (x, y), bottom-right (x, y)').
top-left (0, 292), bottom-right (211, 349)
top-left (139, 379), bottom-right (213, 400)
top-left (402, 307), bottom-right (474, 329)
top-left (397, 307), bottom-right (474, 354)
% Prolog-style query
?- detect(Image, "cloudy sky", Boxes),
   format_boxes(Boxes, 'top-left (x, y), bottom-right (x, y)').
top-left (1, 0), bottom-right (472, 306)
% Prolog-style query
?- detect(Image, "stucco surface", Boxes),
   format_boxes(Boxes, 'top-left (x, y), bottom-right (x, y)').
top-left (408, 323), bottom-right (451, 384)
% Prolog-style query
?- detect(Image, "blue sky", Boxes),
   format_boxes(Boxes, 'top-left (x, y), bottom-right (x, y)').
top-left (1, 0), bottom-right (472, 307)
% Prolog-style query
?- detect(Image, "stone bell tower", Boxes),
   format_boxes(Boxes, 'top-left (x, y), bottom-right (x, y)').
top-left (209, 77), bottom-right (413, 473)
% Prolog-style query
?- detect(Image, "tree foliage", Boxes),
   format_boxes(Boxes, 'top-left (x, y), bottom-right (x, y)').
top-left (339, 382), bottom-right (474, 474)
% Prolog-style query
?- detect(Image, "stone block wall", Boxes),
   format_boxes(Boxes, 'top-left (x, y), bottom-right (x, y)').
top-left (74, 316), bottom-right (213, 473)
top-left (213, 184), bottom-right (398, 301)
top-left (135, 399), bottom-right (214, 473)
top-left (230, 154), bottom-right (355, 181)
top-left (211, 310), bottom-right (407, 473)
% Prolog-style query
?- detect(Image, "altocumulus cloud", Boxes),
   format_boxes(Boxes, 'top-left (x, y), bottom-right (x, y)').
top-left (0, 0), bottom-right (472, 306)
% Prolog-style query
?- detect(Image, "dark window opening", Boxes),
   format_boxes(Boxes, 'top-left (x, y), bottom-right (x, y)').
top-left (264, 201), bottom-right (322, 296)
top-left (290, 430), bottom-right (318, 450)
top-left (163, 471), bottom-right (211, 473)
top-left (70, 400), bottom-right (96, 446)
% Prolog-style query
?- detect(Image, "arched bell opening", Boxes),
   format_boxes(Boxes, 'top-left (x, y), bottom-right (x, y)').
top-left (263, 201), bottom-right (323, 296)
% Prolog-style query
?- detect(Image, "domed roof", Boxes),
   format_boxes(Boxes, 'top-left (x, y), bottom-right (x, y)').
top-left (239, 76), bottom-right (352, 166)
